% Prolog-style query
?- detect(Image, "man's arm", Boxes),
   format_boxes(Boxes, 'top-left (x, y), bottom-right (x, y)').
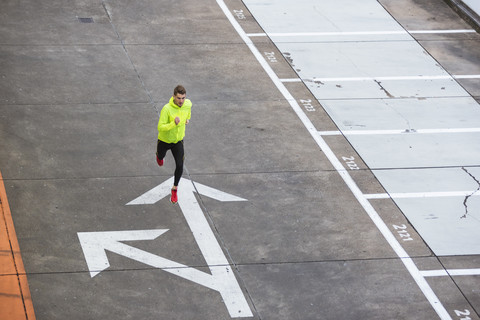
top-left (157, 109), bottom-right (177, 132)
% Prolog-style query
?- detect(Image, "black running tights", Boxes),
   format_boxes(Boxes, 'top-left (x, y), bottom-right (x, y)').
top-left (156, 140), bottom-right (184, 186)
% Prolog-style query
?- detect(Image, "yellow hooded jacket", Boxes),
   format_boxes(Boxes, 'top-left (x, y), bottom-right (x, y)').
top-left (157, 96), bottom-right (192, 143)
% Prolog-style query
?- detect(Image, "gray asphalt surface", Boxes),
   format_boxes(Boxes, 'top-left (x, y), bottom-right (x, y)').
top-left (1, 0), bottom-right (479, 319)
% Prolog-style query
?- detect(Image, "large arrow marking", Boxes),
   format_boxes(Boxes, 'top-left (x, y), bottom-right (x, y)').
top-left (79, 178), bottom-right (252, 318)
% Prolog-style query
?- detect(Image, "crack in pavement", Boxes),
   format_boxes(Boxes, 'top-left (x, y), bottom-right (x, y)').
top-left (374, 80), bottom-right (394, 98)
top-left (384, 100), bottom-right (413, 132)
top-left (461, 167), bottom-right (480, 219)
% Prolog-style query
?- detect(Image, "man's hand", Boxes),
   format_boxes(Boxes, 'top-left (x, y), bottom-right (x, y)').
top-left (175, 116), bottom-right (180, 125)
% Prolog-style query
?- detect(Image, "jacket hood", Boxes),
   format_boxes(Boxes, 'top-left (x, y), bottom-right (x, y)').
top-left (169, 96), bottom-right (181, 108)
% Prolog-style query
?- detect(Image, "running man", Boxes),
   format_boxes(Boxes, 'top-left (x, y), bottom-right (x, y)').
top-left (156, 85), bottom-right (192, 204)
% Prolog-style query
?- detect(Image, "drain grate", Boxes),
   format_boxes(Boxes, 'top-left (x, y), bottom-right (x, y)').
top-left (78, 17), bottom-right (94, 23)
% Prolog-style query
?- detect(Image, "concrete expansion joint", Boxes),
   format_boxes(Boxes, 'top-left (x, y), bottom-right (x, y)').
top-left (101, 1), bottom-right (113, 22)
top-left (461, 167), bottom-right (480, 219)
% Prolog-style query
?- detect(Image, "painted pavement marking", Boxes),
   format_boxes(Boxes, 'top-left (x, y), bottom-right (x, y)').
top-left (280, 75), bottom-right (480, 82)
top-left (318, 128), bottom-right (480, 136)
top-left (79, 177), bottom-right (252, 318)
top-left (421, 269), bottom-right (480, 277)
top-left (246, 29), bottom-right (477, 37)
top-left (365, 190), bottom-right (480, 199)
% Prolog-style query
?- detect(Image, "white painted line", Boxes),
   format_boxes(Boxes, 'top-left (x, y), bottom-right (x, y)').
top-left (365, 190), bottom-right (480, 199)
top-left (217, 1), bottom-right (451, 318)
top-left (306, 75), bottom-right (480, 82)
top-left (284, 75), bottom-right (480, 83)
top-left (364, 193), bottom-right (391, 199)
top-left (318, 130), bottom-right (342, 136)
top-left (454, 75), bottom-right (480, 79)
top-left (246, 29), bottom-right (476, 37)
top-left (346, 129), bottom-right (415, 135)
top-left (409, 29), bottom-right (477, 34)
top-left (421, 268), bottom-right (480, 277)
top-left (318, 128), bottom-right (480, 136)
top-left (421, 270), bottom-right (449, 277)
top-left (280, 78), bottom-right (302, 82)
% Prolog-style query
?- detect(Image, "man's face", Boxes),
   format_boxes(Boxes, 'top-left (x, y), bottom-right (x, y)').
top-left (173, 93), bottom-right (186, 107)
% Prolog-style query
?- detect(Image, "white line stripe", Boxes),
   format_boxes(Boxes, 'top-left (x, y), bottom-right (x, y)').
top-left (246, 33), bottom-right (267, 37)
top-left (318, 130), bottom-right (342, 136)
top-left (280, 78), bottom-right (302, 82)
top-left (454, 75), bottom-right (480, 79)
top-left (246, 29), bottom-right (476, 37)
top-left (217, 1), bottom-right (451, 319)
top-left (348, 130), bottom-right (404, 135)
top-left (409, 29), bottom-right (476, 34)
top-left (365, 190), bottom-right (480, 199)
top-left (421, 270), bottom-right (449, 277)
top-left (318, 128), bottom-right (480, 136)
top-left (421, 269), bottom-right (480, 277)
top-left (253, 31), bottom-right (409, 36)
top-left (283, 75), bottom-right (480, 82)
top-left (365, 193), bottom-right (393, 199)
top-left (305, 75), bottom-right (480, 82)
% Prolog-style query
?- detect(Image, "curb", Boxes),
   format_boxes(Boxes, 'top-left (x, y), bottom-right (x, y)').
top-left (0, 170), bottom-right (36, 320)
top-left (443, 0), bottom-right (480, 32)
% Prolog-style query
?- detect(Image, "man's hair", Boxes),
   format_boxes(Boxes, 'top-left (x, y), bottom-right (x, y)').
top-left (174, 85), bottom-right (186, 96)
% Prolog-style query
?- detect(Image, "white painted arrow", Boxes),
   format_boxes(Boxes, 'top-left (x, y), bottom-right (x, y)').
top-left (77, 229), bottom-right (167, 278)
top-left (78, 229), bottom-right (225, 291)
top-left (79, 178), bottom-right (252, 318)
top-left (126, 177), bottom-right (247, 205)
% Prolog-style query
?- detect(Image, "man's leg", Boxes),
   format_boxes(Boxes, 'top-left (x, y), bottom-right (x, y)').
top-left (156, 140), bottom-right (169, 166)
top-left (169, 141), bottom-right (184, 204)
top-left (171, 140), bottom-right (185, 187)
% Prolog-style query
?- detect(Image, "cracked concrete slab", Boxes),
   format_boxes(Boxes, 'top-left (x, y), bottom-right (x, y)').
top-left (320, 97), bottom-right (480, 131)
top-left (461, 167), bottom-right (480, 218)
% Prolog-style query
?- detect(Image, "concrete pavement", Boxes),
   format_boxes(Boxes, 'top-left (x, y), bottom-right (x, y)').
top-left (1, 0), bottom-right (479, 319)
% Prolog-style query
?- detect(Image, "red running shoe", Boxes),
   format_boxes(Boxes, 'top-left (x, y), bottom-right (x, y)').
top-left (156, 154), bottom-right (164, 166)
top-left (170, 188), bottom-right (178, 204)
